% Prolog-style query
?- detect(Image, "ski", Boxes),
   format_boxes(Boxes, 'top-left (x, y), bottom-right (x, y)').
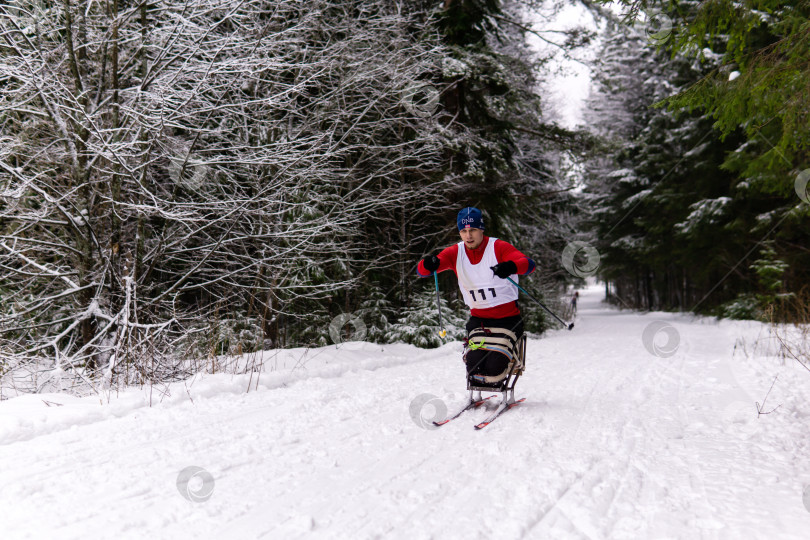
top-left (433, 396), bottom-right (495, 427)
top-left (474, 398), bottom-right (526, 430)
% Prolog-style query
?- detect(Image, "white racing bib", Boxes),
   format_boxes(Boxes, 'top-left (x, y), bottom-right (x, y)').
top-left (456, 238), bottom-right (519, 310)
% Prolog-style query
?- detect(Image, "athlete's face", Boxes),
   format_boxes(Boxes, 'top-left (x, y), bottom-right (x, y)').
top-left (459, 227), bottom-right (484, 250)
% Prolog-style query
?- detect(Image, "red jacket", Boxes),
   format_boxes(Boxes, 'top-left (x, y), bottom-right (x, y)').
top-left (417, 237), bottom-right (535, 318)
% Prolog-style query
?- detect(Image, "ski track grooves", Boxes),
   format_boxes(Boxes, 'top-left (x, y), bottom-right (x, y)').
top-left (2, 285), bottom-right (810, 539)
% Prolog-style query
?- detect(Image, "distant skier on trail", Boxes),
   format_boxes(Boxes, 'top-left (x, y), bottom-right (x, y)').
top-left (571, 291), bottom-right (579, 317)
top-left (417, 207), bottom-right (536, 389)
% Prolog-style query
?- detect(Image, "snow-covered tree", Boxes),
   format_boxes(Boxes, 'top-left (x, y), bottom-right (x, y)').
top-left (0, 0), bottom-right (461, 392)
top-left (385, 286), bottom-right (466, 348)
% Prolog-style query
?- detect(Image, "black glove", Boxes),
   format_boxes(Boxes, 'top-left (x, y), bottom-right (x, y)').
top-left (422, 254), bottom-right (440, 272)
top-left (491, 261), bottom-right (517, 279)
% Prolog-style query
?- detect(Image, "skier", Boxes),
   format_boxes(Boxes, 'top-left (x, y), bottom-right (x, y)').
top-left (417, 207), bottom-right (536, 388)
top-left (571, 291), bottom-right (579, 317)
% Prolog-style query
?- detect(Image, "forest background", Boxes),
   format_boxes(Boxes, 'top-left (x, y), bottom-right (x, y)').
top-left (1, 0), bottom-right (808, 395)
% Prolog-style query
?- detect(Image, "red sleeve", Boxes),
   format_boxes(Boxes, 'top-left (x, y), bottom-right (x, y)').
top-left (417, 244), bottom-right (459, 277)
top-left (494, 240), bottom-right (534, 275)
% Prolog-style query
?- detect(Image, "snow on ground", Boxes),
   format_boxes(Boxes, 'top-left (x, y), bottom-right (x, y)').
top-left (2, 284), bottom-right (810, 539)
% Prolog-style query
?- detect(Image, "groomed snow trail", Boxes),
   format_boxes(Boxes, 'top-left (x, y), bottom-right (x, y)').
top-left (2, 285), bottom-right (810, 539)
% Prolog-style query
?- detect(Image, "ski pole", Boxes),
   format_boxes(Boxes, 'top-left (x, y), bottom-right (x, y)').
top-left (433, 271), bottom-right (447, 338)
top-left (504, 276), bottom-right (574, 331)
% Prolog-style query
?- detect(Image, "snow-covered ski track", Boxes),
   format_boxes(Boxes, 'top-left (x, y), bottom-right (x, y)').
top-left (2, 285), bottom-right (810, 539)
